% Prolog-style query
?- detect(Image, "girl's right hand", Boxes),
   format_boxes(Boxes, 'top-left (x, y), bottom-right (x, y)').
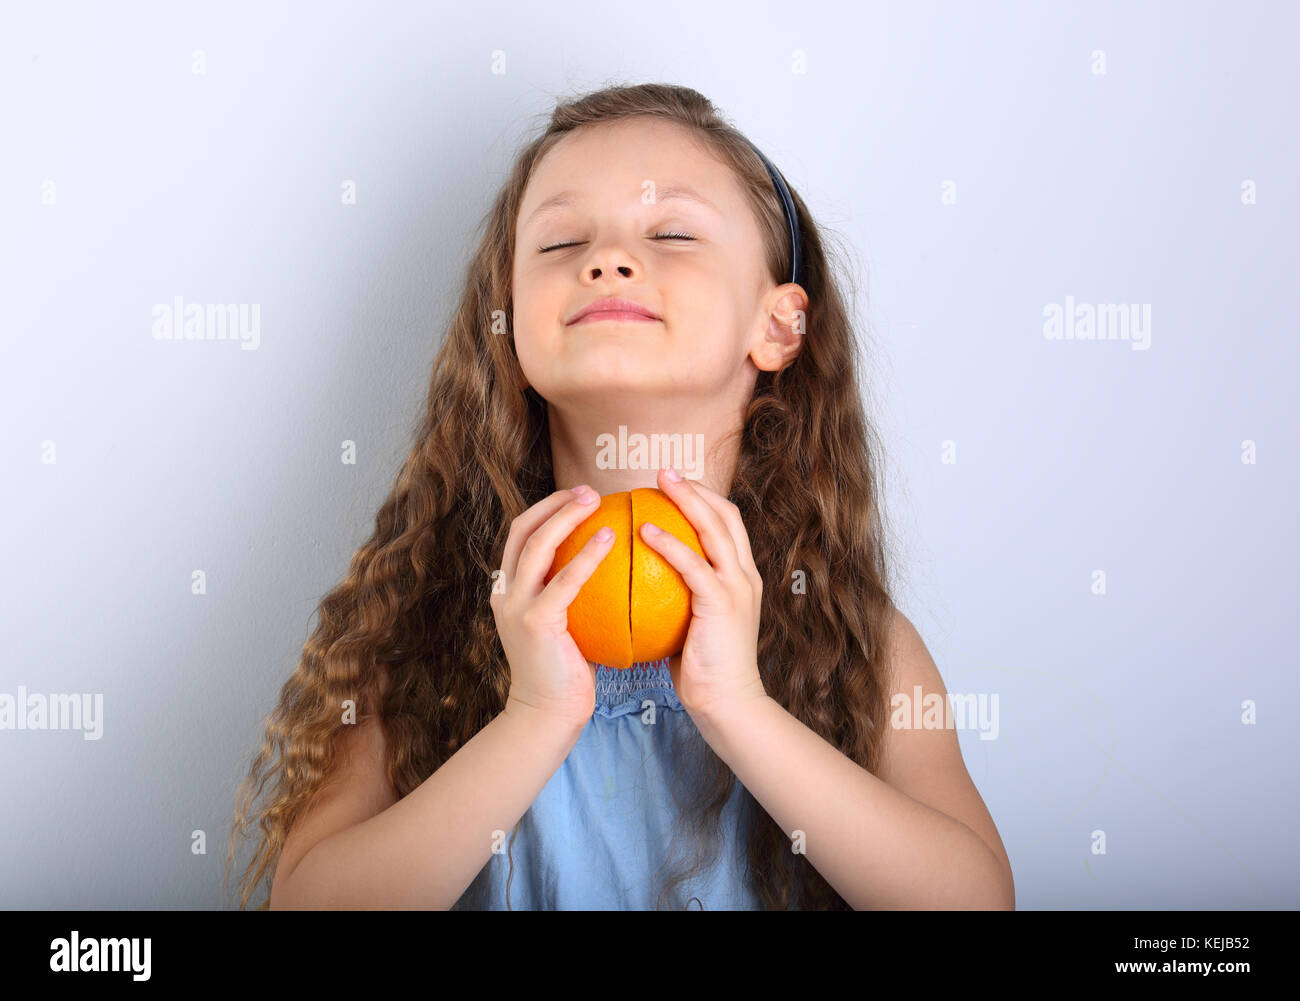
top-left (490, 484), bottom-right (615, 730)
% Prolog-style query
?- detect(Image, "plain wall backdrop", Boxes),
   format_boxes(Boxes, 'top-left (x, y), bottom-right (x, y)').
top-left (1, 0), bottom-right (1296, 908)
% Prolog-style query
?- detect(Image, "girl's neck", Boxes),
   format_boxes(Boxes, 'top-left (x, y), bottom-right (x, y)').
top-left (547, 400), bottom-right (740, 497)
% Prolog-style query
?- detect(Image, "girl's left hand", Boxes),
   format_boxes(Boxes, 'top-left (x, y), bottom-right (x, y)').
top-left (641, 467), bottom-right (768, 721)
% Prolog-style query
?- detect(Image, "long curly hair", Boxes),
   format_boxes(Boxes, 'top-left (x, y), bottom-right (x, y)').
top-left (224, 81), bottom-right (899, 910)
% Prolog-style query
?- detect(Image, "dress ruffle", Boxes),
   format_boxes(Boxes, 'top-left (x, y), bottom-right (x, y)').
top-left (593, 658), bottom-right (683, 718)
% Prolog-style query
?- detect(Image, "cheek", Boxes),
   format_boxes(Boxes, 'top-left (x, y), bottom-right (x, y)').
top-left (511, 317), bottom-right (543, 381)
top-left (511, 314), bottom-right (562, 394)
top-left (695, 338), bottom-right (742, 378)
top-left (678, 296), bottom-right (748, 365)
top-left (510, 274), bottom-right (544, 351)
top-left (512, 265), bottom-right (562, 325)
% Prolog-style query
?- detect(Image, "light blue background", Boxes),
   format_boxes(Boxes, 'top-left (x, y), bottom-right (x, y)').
top-left (1, 0), bottom-right (1295, 908)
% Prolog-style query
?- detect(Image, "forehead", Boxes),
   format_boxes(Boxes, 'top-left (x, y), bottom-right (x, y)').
top-left (517, 118), bottom-right (747, 227)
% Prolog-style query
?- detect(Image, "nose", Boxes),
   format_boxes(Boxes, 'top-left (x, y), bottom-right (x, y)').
top-left (585, 262), bottom-right (634, 281)
top-left (581, 237), bottom-right (639, 282)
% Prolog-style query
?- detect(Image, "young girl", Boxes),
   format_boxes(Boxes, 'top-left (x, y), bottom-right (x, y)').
top-left (225, 82), bottom-right (1014, 910)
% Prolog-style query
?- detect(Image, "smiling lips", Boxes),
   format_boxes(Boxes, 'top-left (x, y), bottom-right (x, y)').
top-left (567, 297), bottom-right (662, 326)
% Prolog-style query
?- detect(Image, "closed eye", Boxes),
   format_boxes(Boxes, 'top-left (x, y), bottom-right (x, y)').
top-left (537, 231), bottom-right (698, 253)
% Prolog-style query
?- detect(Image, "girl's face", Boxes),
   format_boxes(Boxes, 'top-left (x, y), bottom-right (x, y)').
top-left (512, 117), bottom-right (787, 407)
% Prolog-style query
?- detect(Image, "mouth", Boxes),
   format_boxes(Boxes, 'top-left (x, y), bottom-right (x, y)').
top-left (569, 311), bottom-right (662, 326)
top-left (566, 297), bottom-right (663, 325)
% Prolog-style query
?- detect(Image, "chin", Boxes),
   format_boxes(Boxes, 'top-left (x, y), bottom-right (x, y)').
top-left (539, 365), bottom-right (683, 400)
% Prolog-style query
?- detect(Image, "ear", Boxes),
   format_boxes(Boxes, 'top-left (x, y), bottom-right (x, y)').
top-left (748, 284), bottom-right (807, 373)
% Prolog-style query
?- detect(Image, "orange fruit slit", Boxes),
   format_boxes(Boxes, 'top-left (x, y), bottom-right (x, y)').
top-left (544, 487), bottom-right (705, 669)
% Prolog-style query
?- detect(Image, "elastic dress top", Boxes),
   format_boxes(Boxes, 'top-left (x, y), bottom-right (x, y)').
top-left (454, 657), bottom-right (764, 910)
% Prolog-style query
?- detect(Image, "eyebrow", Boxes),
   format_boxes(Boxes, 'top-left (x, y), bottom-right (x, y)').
top-left (522, 184), bottom-right (722, 228)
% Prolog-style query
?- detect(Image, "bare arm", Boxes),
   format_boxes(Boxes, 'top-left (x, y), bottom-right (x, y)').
top-left (268, 699), bottom-right (584, 910)
top-left (271, 485), bottom-right (611, 910)
top-left (690, 609), bottom-right (1014, 910)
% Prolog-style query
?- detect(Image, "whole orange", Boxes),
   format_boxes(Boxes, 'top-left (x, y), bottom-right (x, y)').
top-left (544, 487), bottom-right (706, 669)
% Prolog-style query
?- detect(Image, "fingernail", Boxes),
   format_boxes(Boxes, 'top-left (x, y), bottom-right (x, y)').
top-left (573, 485), bottom-right (595, 503)
top-left (643, 522), bottom-right (661, 536)
top-left (595, 526), bottom-right (613, 542)
top-left (664, 467), bottom-right (682, 482)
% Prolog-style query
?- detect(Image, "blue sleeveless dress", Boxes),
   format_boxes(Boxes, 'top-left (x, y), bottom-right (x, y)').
top-left (454, 657), bottom-right (765, 910)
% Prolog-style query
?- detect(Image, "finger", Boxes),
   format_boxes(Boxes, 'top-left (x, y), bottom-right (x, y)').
top-left (513, 488), bottom-right (603, 596)
top-left (639, 520), bottom-right (729, 608)
top-left (500, 487), bottom-right (585, 583)
top-left (656, 469), bottom-right (741, 576)
top-left (673, 477), bottom-right (758, 577)
top-left (536, 525), bottom-right (616, 616)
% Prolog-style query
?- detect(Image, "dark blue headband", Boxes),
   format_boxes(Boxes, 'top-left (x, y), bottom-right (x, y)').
top-left (746, 140), bottom-right (804, 287)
